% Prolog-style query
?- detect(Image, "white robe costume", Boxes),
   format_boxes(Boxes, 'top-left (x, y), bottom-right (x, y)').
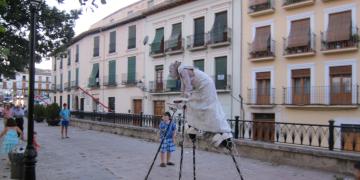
top-left (177, 65), bottom-right (232, 133)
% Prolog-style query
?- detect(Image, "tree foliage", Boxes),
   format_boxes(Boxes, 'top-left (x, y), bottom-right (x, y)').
top-left (0, 0), bottom-right (81, 77)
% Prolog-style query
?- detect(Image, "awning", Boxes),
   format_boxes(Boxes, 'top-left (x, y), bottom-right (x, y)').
top-left (327, 11), bottom-right (352, 42)
top-left (151, 28), bottom-right (164, 52)
top-left (252, 25), bottom-right (271, 52)
top-left (288, 18), bottom-right (310, 48)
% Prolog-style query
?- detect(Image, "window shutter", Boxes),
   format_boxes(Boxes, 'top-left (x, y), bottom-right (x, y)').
top-left (68, 71), bottom-right (71, 85)
top-left (327, 11), bottom-right (352, 42)
top-left (109, 31), bottom-right (116, 53)
top-left (169, 23), bottom-right (182, 49)
top-left (151, 28), bottom-right (164, 52)
top-left (212, 11), bottom-right (228, 42)
top-left (291, 69), bottom-right (310, 78)
top-left (330, 65), bottom-right (352, 75)
top-left (76, 45), bottom-right (79, 62)
top-left (215, 56), bottom-right (227, 89)
top-left (194, 17), bottom-right (205, 46)
top-left (127, 57), bottom-right (136, 83)
top-left (67, 49), bottom-right (71, 65)
top-left (253, 26), bottom-right (271, 52)
top-left (89, 63), bottom-right (99, 86)
top-left (256, 72), bottom-right (271, 80)
top-left (76, 68), bottom-right (79, 86)
top-left (108, 60), bottom-right (116, 84)
top-left (194, 59), bottom-right (204, 72)
top-left (93, 36), bottom-right (100, 57)
top-left (288, 18), bottom-right (310, 48)
top-left (128, 25), bottom-right (136, 49)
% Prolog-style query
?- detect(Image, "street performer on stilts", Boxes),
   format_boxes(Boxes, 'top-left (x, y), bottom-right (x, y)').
top-left (169, 61), bottom-right (233, 147)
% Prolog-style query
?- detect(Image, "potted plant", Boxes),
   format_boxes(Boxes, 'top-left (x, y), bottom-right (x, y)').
top-left (45, 103), bottom-right (61, 126)
top-left (34, 104), bottom-right (45, 122)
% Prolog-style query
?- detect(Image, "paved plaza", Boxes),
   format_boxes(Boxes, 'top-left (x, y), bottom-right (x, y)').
top-left (0, 119), bottom-right (351, 180)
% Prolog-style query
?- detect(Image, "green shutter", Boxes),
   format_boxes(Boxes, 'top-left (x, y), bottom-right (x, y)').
top-left (76, 68), bottom-right (79, 86)
top-left (169, 23), bottom-right (182, 49)
top-left (215, 56), bottom-right (227, 89)
top-left (127, 57), bottom-right (136, 83)
top-left (76, 45), bottom-right (79, 62)
top-left (212, 11), bottom-right (227, 42)
top-left (89, 63), bottom-right (99, 87)
top-left (194, 17), bottom-right (205, 46)
top-left (151, 28), bottom-right (164, 52)
top-left (68, 71), bottom-right (71, 87)
top-left (108, 60), bottom-right (116, 85)
top-left (194, 59), bottom-right (204, 72)
top-left (93, 36), bottom-right (100, 57)
top-left (109, 31), bottom-right (116, 53)
top-left (60, 74), bottom-right (63, 90)
top-left (67, 49), bottom-right (71, 65)
top-left (128, 25), bottom-right (136, 49)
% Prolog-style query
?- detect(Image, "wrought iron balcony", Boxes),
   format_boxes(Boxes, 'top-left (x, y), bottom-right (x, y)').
top-left (247, 88), bottom-right (276, 105)
top-left (149, 41), bottom-right (165, 57)
top-left (88, 77), bottom-right (100, 88)
top-left (64, 82), bottom-right (71, 91)
top-left (283, 85), bottom-right (359, 106)
top-left (186, 33), bottom-right (207, 51)
top-left (71, 80), bottom-right (79, 89)
top-left (282, 0), bottom-right (314, 9)
top-left (321, 27), bottom-right (359, 53)
top-left (121, 73), bottom-right (140, 86)
top-left (248, 40), bottom-right (276, 61)
top-left (248, 0), bottom-right (275, 16)
top-left (207, 28), bottom-right (232, 47)
top-left (102, 76), bottom-right (118, 87)
top-left (56, 84), bottom-right (63, 92)
top-left (164, 38), bottom-right (184, 55)
top-left (283, 33), bottom-right (316, 57)
top-left (148, 79), bottom-right (181, 93)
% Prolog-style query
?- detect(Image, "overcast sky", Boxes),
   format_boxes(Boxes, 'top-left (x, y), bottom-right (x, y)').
top-left (36, 0), bottom-right (140, 70)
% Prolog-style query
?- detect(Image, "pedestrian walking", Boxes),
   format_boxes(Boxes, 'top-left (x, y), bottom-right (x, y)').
top-left (13, 104), bottom-right (25, 137)
top-left (0, 118), bottom-right (24, 162)
top-left (159, 112), bottom-right (176, 167)
top-left (59, 103), bottom-right (71, 139)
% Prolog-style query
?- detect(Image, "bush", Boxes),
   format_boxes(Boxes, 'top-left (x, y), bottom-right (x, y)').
top-left (34, 104), bottom-right (45, 122)
top-left (45, 103), bottom-right (61, 126)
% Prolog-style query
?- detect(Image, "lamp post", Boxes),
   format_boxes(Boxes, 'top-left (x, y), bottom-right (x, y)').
top-left (24, 0), bottom-right (42, 179)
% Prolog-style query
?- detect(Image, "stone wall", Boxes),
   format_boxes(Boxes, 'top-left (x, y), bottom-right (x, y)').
top-left (71, 118), bottom-right (360, 176)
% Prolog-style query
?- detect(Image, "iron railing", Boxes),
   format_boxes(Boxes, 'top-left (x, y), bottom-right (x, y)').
top-left (102, 75), bottom-right (118, 87)
top-left (247, 88), bottom-right (276, 105)
top-left (64, 82), bottom-right (71, 91)
top-left (71, 111), bottom-right (162, 128)
top-left (283, 0), bottom-right (310, 6)
top-left (248, 0), bottom-right (275, 14)
top-left (283, 33), bottom-right (316, 56)
top-left (207, 27), bottom-right (232, 45)
top-left (186, 33), bottom-right (206, 49)
top-left (56, 84), bottom-right (62, 92)
top-left (283, 85), bottom-right (359, 105)
top-left (248, 39), bottom-right (276, 59)
top-left (70, 80), bottom-right (79, 89)
top-left (150, 41), bottom-right (165, 56)
top-left (321, 27), bottom-right (359, 51)
top-left (148, 79), bottom-right (181, 93)
top-left (164, 38), bottom-right (184, 53)
top-left (88, 77), bottom-right (100, 88)
top-left (121, 73), bottom-right (139, 86)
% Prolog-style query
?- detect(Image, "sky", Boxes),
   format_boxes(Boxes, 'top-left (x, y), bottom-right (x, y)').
top-left (36, 0), bottom-right (140, 70)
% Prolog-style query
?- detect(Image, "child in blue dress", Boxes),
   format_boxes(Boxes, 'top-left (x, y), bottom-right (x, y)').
top-left (0, 118), bottom-right (24, 157)
top-left (159, 112), bottom-right (176, 167)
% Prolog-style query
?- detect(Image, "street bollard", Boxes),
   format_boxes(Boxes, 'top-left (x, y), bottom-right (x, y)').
top-left (8, 144), bottom-right (26, 179)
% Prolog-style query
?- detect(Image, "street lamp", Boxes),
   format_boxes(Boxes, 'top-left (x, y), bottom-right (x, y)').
top-left (24, 0), bottom-right (42, 179)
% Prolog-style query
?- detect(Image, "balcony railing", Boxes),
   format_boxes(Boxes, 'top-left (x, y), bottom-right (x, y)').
top-left (283, 33), bottom-right (316, 56)
top-left (64, 82), bottom-right (71, 91)
top-left (283, 85), bottom-right (359, 106)
top-left (164, 38), bottom-right (184, 54)
top-left (56, 84), bottom-right (62, 92)
top-left (207, 28), bottom-right (232, 47)
top-left (186, 33), bottom-right (207, 50)
top-left (51, 84), bottom-right (56, 92)
top-left (248, 0), bottom-right (275, 14)
top-left (148, 79), bottom-right (181, 93)
top-left (71, 80), bottom-right (79, 89)
top-left (149, 41), bottom-right (165, 57)
top-left (103, 76), bottom-right (118, 87)
top-left (247, 88), bottom-right (276, 105)
top-left (248, 40), bottom-right (276, 60)
top-left (121, 73), bottom-right (139, 86)
top-left (321, 27), bottom-right (359, 52)
top-left (212, 75), bottom-right (231, 90)
top-left (283, 0), bottom-right (309, 5)
top-left (88, 77), bottom-right (100, 88)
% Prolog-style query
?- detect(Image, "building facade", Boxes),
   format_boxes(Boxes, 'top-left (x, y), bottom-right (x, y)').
top-left (242, 0), bottom-right (360, 139)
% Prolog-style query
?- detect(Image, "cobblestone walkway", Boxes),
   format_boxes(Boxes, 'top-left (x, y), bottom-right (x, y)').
top-left (0, 119), bottom-right (351, 180)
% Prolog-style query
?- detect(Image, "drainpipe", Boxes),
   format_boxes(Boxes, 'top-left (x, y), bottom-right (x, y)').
top-left (239, 0), bottom-right (244, 119)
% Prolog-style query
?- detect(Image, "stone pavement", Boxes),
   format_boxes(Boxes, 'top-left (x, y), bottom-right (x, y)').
top-left (0, 119), bottom-right (352, 180)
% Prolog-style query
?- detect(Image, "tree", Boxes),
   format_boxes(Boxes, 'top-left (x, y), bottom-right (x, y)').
top-left (0, 0), bottom-right (81, 77)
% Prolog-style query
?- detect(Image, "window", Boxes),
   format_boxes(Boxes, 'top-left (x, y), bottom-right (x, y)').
top-left (292, 69), bottom-right (311, 105)
top-left (193, 59), bottom-right (204, 72)
top-left (285, 18), bottom-right (312, 54)
top-left (151, 28), bottom-right (164, 54)
top-left (128, 25), bottom-right (136, 49)
top-left (251, 25), bottom-right (272, 57)
top-left (93, 36), bottom-right (100, 57)
top-left (108, 60), bottom-right (116, 85)
top-left (215, 56), bottom-right (227, 89)
top-left (256, 72), bottom-right (271, 105)
top-left (167, 23), bottom-right (182, 51)
top-left (67, 49), bottom-right (71, 65)
top-left (133, 99), bottom-right (142, 114)
top-left (54, 60), bottom-right (57, 71)
top-left (60, 96), bottom-right (63, 107)
top-left (108, 97), bottom-right (115, 112)
top-left (109, 31), bottom-right (116, 53)
top-left (60, 74), bottom-right (63, 91)
top-left (75, 68), bottom-right (79, 86)
top-left (210, 11), bottom-right (228, 43)
top-left (68, 71), bottom-right (71, 89)
top-left (330, 65), bottom-right (352, 105)
top-left (127, 57), bottom-right (136, 84)
top-left (89, 63), bottom-right (100, 87)
top-left (67, 94), bottom-right (71, 110)
top-left (155, 65), bottom-right (164, 92)
top-left (75, 44), bottom-right (79, 62)
top-left (153, 100), bottom-right (165, 116)
top-left (194, 17), bottom-right (205, 47)
top-left (60, 58), bottom-right (63, 69)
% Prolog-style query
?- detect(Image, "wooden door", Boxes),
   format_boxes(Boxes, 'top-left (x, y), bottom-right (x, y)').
top-left (253, 113), bottom-right (275, 142)
top-left (342, 125), bottom-right (360, 152)
top-left (330, 75), bottom-right (352, 105)
top-left (133, 99), bottom-right (142, 126)
top-left (256, 78), bottom-right (270, 105)
top-left (292, 77), bottom-right (310, 105)
top-left (155, 66), bottom-right (163, 92)
top-left (153, 100), bottom-right (165, 128)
